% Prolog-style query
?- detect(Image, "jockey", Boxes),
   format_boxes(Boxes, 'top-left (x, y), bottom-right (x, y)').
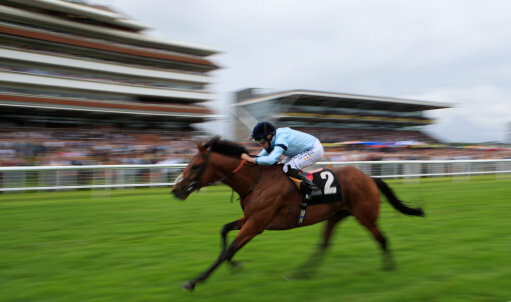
top-left (240, 121), bottom-right (324, 201)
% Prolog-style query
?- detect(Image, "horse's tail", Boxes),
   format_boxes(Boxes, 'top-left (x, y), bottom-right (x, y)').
top-left (372, 178), bottom-right (425, 217)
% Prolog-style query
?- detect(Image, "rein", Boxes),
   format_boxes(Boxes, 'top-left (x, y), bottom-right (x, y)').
top-left (215, 159), bottom-right (246, 184)
top-left (215, 159), bottom-right (263, 202)
top-left (236, 165), bottom-right (263, 201)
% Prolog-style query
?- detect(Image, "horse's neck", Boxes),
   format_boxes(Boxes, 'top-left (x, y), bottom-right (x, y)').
top-left (211, 154), bottom-right (239, 174)
top-left (211, 153), bottom-right (260, 194)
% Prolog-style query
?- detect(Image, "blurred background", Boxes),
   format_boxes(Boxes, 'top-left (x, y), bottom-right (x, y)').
top-left (1, 0), bottom-right (510, 169)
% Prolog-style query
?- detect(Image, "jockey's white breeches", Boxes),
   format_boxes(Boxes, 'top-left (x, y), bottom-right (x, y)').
top-left (282, 140), bottom-right (324, 173)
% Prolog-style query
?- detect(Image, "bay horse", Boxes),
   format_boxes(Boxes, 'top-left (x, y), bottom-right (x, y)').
top-left (172, 137), bottom-right (424, 291)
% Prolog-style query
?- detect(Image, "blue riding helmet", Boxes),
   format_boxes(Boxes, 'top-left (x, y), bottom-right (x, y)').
top-left (251, 122), bottom-right (276, 141)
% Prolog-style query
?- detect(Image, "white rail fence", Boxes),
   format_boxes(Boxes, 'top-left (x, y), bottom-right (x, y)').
top-left (1, 159), bottom-right (510, 192)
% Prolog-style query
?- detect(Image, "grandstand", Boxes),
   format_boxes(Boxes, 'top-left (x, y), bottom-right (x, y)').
top-left (0, 0), bottom-right (220, 133)
top-left (0, 0), bottom-right (222, 165)
top-left (233, 88), bottom-right (452, 145)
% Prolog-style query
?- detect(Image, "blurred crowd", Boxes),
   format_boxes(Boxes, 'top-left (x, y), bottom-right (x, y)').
top-left (324, 148), bottom-right (511, 162)
top-left (0, 126), bottom-right (196, 166)
top-left (1, 126), bottom-right (510, 166)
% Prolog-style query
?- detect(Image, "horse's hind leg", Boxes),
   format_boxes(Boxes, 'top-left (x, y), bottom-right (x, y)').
top-left (360, 221), bottom-right (395, 270)
top-left (320, 210), bottom-right (351, 250)
top-left (290, 210), bottom-right (350, 279)
top-left (350, 188), bottom-right (395, 270)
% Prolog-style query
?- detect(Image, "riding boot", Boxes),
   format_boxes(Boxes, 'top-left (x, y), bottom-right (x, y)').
top-left (286, 169), bottom-right (323, 201)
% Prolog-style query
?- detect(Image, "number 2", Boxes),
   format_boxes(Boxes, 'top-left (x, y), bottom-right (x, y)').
top-left (320, 171), bottom-right (337, 194)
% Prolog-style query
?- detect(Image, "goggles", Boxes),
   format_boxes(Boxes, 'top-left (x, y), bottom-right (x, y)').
top-left (255, 138), bottom-right (266, 145)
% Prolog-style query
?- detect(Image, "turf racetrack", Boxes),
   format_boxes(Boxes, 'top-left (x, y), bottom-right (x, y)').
top-left (1, 175), bottom-right (510, 301)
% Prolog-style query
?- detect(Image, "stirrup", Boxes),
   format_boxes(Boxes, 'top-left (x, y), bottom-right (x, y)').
top-left (308, 188), bottom-right (322, 200)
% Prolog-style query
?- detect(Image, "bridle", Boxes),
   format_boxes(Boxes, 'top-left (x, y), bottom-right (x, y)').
top-left (181, 151), bottom-right (210, 194)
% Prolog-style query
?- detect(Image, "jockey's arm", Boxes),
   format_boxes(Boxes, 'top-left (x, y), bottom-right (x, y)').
top-left (240, 147), bottom-right (270, 164)
top-left (240, 153), bottom-right (255, 163)
top-left (253, 146), bottom-right (285, 165)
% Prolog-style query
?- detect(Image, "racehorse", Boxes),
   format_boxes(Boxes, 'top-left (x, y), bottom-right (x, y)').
top-left (172, 136), bottom-right (424, 291)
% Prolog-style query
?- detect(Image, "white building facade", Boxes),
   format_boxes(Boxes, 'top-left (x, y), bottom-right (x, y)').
top-left (0, 0), bottom-right (220, 131)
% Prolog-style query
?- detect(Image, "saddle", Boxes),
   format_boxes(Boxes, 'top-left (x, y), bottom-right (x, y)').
top-left (289, 168), bottom-right (343, 227)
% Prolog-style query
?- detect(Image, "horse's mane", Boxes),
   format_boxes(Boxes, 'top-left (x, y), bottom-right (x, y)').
top-left (208, 137), bottom-right (249, 157)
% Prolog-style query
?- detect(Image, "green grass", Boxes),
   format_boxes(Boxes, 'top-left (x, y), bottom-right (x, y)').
top-left (1, 175), bottom-right (510, 301)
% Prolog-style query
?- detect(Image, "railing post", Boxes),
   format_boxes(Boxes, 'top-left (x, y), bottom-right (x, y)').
top-left (56, 170), bottom-right (60, 192)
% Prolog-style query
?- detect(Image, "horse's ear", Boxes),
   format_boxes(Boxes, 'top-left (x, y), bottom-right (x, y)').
top-left (196, 141), bottom-right (205, 152)
top-left (199, 136), bottom-right (220, 152)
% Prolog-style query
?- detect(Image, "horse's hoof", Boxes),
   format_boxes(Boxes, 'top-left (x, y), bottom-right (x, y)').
top-left (181, 281), bottom-right (195, 291)
top-left (383, 261), bottom-right (396, 271)
top-left (228, 260), bottom-right (243, 270)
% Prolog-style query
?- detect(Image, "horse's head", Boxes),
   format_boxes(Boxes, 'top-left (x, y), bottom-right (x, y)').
top-left (171, 136), bottom-right (220, 200)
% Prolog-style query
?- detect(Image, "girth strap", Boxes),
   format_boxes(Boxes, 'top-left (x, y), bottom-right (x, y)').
top-left (297, 201), bottom-right (307, 227)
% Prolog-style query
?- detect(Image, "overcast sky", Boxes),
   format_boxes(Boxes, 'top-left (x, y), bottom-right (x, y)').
top-left (97, 0), bottom-right (510, 143)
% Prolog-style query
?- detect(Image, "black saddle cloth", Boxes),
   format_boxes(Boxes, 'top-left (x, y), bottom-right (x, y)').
top-left (301, 168), bottom-right (343, 204)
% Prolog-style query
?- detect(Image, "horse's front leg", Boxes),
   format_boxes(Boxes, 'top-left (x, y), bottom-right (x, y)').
top-left (182, 218), bottom-right (266, 291)
top-left (220, 217), bottom-right (246, 268)
top-left (221, 217), bottom-right (246, 251)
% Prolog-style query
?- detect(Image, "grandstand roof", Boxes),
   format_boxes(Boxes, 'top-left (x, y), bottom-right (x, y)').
top-left (14, 0), bottom-right (146, 30)
top-left (234, 89), bottom-right (453, 112)
top-left (0, 0), bottom-right (219, 56)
